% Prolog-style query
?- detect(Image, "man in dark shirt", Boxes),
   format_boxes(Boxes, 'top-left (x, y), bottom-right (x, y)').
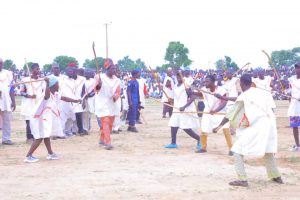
top-left (127, 70), bottom-right (141, 132)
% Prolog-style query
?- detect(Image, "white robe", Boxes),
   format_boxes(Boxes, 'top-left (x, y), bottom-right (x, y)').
top-left (84, 78), bottom-right (96, 113)
top-left (0, 69), bottom-right (13, 112)
top-left (201, 86), bottom-right (229, 133)
top-left (287, 75), bottom-right (300, 116)
top-left (168, 84), bottom-right (200, 129)
top-left (59, 75), bottom-right (76, 121)
top-left (161, 76), bottom-right (174, 102)
top-left (30, 92), bottom-right (64, 139)
top-left (231, 87), bottom-right (277, 156)
top-left (137, 78), bottom-right (147, 107)
top-left (20, 77), bottom-right (46, 120)
top-left (253, 76), bottom-right (276, 109)
top-left (94, 74), bottom-right (121, 118)
top-left (223, 77), bottom-right (240, 107)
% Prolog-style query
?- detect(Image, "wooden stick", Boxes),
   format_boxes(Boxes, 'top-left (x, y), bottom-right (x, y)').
top-left (255, 86), bottom-right (299, 101)
top-left (10, 78), bottom-right (45, 87)
top-left (262, 50), bottom-right (285, 93)
top-left (150, 97), bottom-right (225, 115)
top-left (234, 62), bottom-right (250, 76)
top-left (173, 111), bottom-right (226, 115)
top-left (92, 42), bottom-right (101, 79)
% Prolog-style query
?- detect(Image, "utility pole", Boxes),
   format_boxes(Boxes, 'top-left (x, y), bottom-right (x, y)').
top-left (104, 22), bottom-right (112, 58)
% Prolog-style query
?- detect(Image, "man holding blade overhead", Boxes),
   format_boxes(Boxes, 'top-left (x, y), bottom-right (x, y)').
top-left (94, 58), bottom-right (120, 150)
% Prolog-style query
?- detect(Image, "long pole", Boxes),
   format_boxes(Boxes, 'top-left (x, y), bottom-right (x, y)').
top-left (104, 22), bottom-right (111, 58)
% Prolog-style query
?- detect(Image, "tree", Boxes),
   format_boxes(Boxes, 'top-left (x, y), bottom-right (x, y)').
top-left (23, 62), bottom-right (34, 72)
top-left (117, 56), bottom-right (147, 71)
top-left (83, 57), bottom-right (104, 70)
top-left (215, 56), bottom-right (238, 70)
top-left (43, 64), bottom-right (52, 72)
top-left (53, 56), bottom-right (78, 71)
top-left (271, 47), bottom-right (300, 69)
top-left (3, 59), bottom-right (16, 71)
top-left (164, 41), bottom-right (192, 68)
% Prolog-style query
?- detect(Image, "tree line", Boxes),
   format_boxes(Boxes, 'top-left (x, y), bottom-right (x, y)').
top-left (3, 44), bottom-right (300, 72)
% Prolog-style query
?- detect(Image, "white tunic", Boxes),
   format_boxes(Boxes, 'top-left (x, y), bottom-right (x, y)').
top-left (161, 76), bottom-right (174, 102)
top-left (231, 87), bottom-right (277, 156)
top-left (201, 86), bottom-right (229, 133)
top-left (73, 75), bottom-right (86, 113)
top-left (83, 78), bottom-right (95, 113)
top-left (253, 76), bottom-right (276, 109)
top-left (287, 75), bottom-right (300, 116)
top-left (168, 84), bottom-right (200, 129)
top-left (20, 77), bottom-right (46, 120)
top-left (137, 78), bottom-right (147, 107)
top-left (223, 77), bottom-right (240, 107)
top-left (30, 92), bottom-right (64, 139)
top-left (94, 74), bottom-right (121, 118)
top-left (59, 75), bottom-right (77, 120)
top-left (0, 69), bottom-right (13, 112)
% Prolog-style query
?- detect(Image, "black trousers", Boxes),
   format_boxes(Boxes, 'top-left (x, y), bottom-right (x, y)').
top-left (75, 113), bottom-right (84, 133)
top-left (26, 120), bottom-right (34, 139)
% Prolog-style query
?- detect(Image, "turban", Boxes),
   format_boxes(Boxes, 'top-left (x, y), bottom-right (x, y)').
top-left (104, 58), bottom-right (114, 69)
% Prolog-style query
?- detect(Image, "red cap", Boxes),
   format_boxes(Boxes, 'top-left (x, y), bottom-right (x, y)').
top-left (68, 62), bottom-right (77, 67)
top-left (104, 58), bottom-right (114, 69)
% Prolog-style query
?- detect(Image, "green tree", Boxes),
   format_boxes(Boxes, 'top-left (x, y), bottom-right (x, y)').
top-left (164, 41), bottom-right (192, 68)
top-left (43, 64), bottom-right (52, 72)
top-left (215, 56), bottom-right (238, 70)
top-left (23, 62), bottom-right (34, 72)
top-left (53, 56), bottom-right (78, 71)
top-left (83, 57), bottom-right (104, 70)
top-left (271, 47), bottom-right (300, 69)
top-left (117, 56), bottom-right (147, 71)
top-left (3, 59), bottom-right (16, 71)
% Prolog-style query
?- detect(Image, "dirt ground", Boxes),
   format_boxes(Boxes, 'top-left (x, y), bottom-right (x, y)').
top-left (0, 99), bottom-right (299, 200)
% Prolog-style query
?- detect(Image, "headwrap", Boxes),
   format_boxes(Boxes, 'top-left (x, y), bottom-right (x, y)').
top-left (49, 76), bottom-right (58, 87)
top-left (131, 69), bottom-right (140, 76)
top-left (31, 63), bottom-right (39, 70)
top-left (104, 58), bottom-right (114, 69)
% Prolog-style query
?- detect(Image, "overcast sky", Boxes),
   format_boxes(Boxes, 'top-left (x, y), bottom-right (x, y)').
top-left (0, 0), bottom-right (299, 70)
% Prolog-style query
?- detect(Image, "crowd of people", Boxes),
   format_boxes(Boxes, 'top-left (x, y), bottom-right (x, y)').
top-left (0, 56), bottom-right (300, 187)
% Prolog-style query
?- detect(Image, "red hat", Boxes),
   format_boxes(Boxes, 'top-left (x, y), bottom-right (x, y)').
top-left (104, 58), bottom-right (114, 69)
top-left (68, 62), bottom-right (77, 67)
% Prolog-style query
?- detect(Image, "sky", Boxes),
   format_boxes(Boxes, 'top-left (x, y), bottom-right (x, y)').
top-left (0, 0), bottom-right (300, 70)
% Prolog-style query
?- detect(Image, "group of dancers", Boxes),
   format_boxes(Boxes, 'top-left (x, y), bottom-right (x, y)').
top-left (161, 64), bottom-right (300, 186)
top-left (1, 56), bottom-right (300, 187)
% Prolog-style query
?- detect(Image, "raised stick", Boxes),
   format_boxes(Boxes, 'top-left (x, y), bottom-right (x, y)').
top-left (262, 50), bottom-right (285, 93)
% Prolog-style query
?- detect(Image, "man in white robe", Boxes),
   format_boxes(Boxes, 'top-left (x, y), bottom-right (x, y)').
top-left (0, 58), bottom-right (16, 145)
top-left (213, 74), bottom-right (283, 187)
top-left (20, 63), bottom-right (45, 143)
top-left (287, 63), bottom-right (300, 151)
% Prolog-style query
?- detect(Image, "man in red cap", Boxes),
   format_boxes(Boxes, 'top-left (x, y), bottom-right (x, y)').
top-left (94, 58), bottom-right (120, 150)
